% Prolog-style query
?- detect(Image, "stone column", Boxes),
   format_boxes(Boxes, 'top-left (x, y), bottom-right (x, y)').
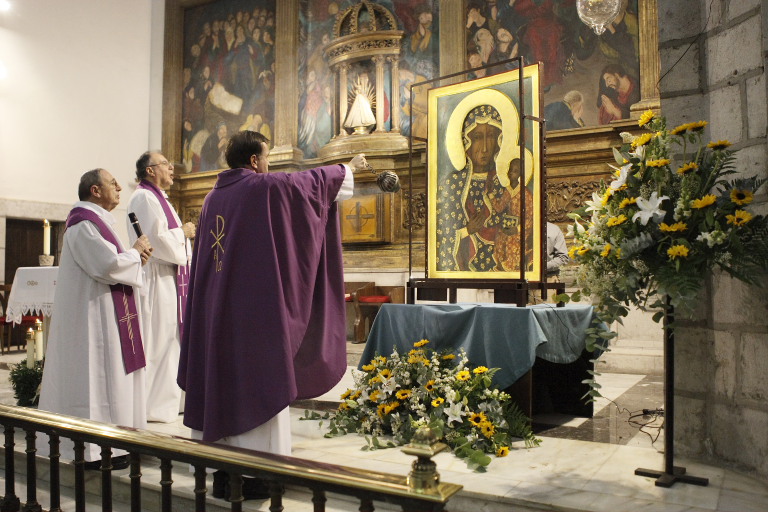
top-left (389, 56), bottom-right (401, 133)
top-left (338, 64), bottom-right (349, 137)
top-left (632, 0), bottom-right (661, 114)
top-left (272, 0), bottom-right (303, 161)
top-left (373, 56), bottom-right (386, 132)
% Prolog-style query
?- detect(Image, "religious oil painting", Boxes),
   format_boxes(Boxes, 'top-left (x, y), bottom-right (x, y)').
top-left (465, 0), bottom-right (640, 130)
top-left (428, 65), bottom-right (542, 281)
top-left (298, 0), bottom-right (439, 158)
top-left (181, 0), bottom-right (276, 173)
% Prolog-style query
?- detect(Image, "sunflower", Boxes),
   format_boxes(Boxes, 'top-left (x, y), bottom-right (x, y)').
top-left (431, 397), bottom-right (445, 407)
top-left (368, 390), bottom-right (381, 402)
top-left (473, 366), bottom-right (489, 374)
top-left (638, 109), bottom-right (655, 127)
top-left (600, 244), bottom-right (612, 258)
top-left (479, 421), bottom-right (496, 438)
top-left (414, 339), bottom-right (430, 347)
top-left (707, 140), bottom-right (731, 150)
top-left (690, 195), bottom-right (717, 209)
top-left (468, 412), bottom-right (487, 426)
top-left (667, 245), bottom-right (689, 259)
top-left (395, 389), bottom-right (412, 400)
top-left (631, 133), bottom-right (653, 148)
top-left (646, 158), bottom-right (671, 168)
top-left (619, 197), bottom-right (637, 209)
top-left (660, 222), bottom-right (687, 232)
top-left (606, 214), bottom-right (628, 227)
top-left (496, 446), bottom-right (510, 457)
top-left (379, 368), bottom-right (392, 379)
top-left (424, 380), bottom-right (436, 391)
top-left (456, 370), bottom-right (471, 381)
top-left (730, 189), bottom-right (753, 206)
top-left (361, 364), bottom-right (375, 372)
top-left (688, 120), bottom-right (708, 131)
top-left (441, 353), bottom-right (456, 360)
top-left (727, 210), bottom-right (753, 226)
top-left (677, 162), bottom-right (699, 175)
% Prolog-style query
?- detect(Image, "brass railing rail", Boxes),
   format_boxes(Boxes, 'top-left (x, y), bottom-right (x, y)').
top-left (0, 404), bottom-right (462, 512)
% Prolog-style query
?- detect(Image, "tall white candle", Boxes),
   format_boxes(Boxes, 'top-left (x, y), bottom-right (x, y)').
top-left (34, 319), bottom-right (44, 361)
top-left (26, 329), bottom-right (35, 369)
top-left (43, 219), bottom-right (51, 256)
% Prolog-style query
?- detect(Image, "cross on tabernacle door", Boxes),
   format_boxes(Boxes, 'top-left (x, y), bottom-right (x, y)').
top-left (346, 202), bottom-right (375, 232)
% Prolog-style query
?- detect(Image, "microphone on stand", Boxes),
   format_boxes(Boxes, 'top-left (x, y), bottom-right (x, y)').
top-left (128, 212), bottom-right (144, 237)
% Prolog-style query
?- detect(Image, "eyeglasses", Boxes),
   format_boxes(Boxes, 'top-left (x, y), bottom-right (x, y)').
top-left (148, 161), bottom-right (171, 168)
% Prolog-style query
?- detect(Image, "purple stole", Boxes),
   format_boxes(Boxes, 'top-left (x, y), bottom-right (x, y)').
top-left (66, 207), bottom-right (146, 374)
top-left (136, 180), bottom-right (190, 336)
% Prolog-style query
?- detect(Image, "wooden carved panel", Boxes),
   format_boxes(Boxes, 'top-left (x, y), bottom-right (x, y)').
top-left (340, 193), bottom-right (391, 244)
top-left (546, 179), bottom-right (601, 223)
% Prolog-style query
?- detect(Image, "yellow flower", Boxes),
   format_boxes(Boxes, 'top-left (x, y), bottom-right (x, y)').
top-left (376, 356), bottom-right (387, 364)
top-left (670, 123), bottom-right (689, 135)
top-left (424, 380), bottom-right (436, 391)
top-left (473, 366), bottom-right (489, 374)
top-left (601, 188), bottom-right (614, 206)
top-left (677, 162), bottom-right (699, 175)
top-left (456, 370), bottom-right (471, 381)
top-left (431, 397), bottom-right (445, 407)
top-left (660, 221), bottom-right (687, 232)
top-left (638, 109), bottom-right (655, 126)
top-left (369, 375), bottom-right (381, 385)
top-left (708, 140), bottom-right (731, 150)
top-left (369, 390), bottom-right (380, 402)
top-left (480, 421), bottom-right (496, 438)
top-left (351, 390), bottom-right (362, 400)
top-left (600, 244), bottom-right (612, 257)
top-left (408, 348), bottom-right (423, 356)
top-left (385, 401), bottom-right (401, 414)
top-left (414, 339), bottom-right (430, 347)
top-left (441, 353), bottom-right (456, 360)
top-left (730, 189), bottom-right (753, 206)
top-left (396, 389), bottom-right (412, 400)
top-left (577, 245), bottom-right (591, 256)
top-left (340, 389), bottom-right (352, 400)
top-left (690, 194), bottom-right (717, 209)
top-left (689, 120), bottom-right (708, 131)
top-left (727, 209), bottom-right (753, 226)
top-left (338, 402), bottom-right (349, 411)
top-left (377, 403), bottom-right (387, 417)
top-left (468, 412), bottom-right (487, 426)
top-left (568, 245), bottom-right (579, 259)
top-left (619, 197), bottom-right (637, 209)
top-left (361, 364), bottom-right (375, 372)
top-left (379, 368), bottom-right (392, 379)
top-left (606, 214), bottom-right (628, 227)
top-left (646, 158), bottom-right (671, 168)
top-left (496, 446), bottom-right (510, 457)
top-left (667, 245), bottom-right (689, 260)
top-left (615, 247), bottom-right (622, 259)
top-left (631, 133), bottom-right (653, 148)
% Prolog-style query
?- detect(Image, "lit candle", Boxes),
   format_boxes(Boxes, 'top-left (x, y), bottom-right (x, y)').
top-left (34, 319), bottom-right (44, 361)
top-left (43, 219), bottom-right (51, 256)
top-left (26, 328), bottom-right (35, 369)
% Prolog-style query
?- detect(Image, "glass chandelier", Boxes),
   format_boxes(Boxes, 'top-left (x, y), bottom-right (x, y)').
top-left (576, 0), bottom-right (622, 35)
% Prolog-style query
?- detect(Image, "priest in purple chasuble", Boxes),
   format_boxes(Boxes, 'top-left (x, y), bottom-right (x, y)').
top-left (178, 130), bottom-right (369, 453)
top-left (38, 168), bottom-right (154, 462)
top-left (127, 151), bottom-right (196, 423)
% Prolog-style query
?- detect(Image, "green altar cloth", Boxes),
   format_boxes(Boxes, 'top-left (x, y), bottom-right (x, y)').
top-left (358, 303), bottom-right (595, 390)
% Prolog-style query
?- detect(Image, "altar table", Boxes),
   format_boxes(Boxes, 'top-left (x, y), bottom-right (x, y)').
top-left (5, 266), bottom-right (58, 324)
top-left (358, 303), bottom-right (597, 416)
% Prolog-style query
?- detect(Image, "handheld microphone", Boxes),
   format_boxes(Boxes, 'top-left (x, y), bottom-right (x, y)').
top-left (128, 213), bottom-right (144, 237)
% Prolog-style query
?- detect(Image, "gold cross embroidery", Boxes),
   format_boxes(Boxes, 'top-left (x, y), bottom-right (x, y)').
top-left (210, 215), bottom-right (226, 272)
top-left (119, 286), bottom-right (138, 354)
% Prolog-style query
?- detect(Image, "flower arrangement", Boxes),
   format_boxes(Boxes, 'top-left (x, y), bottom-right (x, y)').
top-left (564, 111), bottom-right (768, 329)
top-left (9, 360), bottom-right (44, 407)
top-left (323, 339), bottom-right (539, 469)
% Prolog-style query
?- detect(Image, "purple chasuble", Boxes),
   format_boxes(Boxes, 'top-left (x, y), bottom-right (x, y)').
top-left (136, 180), bottom-right (190, 335)
top-left (66, 207), bottom-right (146, 374)
top-left (178, 165), bottom-right (347, 441)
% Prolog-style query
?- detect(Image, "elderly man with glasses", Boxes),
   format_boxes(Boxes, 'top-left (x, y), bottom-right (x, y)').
top-left (127, 152), bottom-right (196, 423)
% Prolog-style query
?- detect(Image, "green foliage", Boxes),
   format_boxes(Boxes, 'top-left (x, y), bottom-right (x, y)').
top-left (9, 360), bottom-right (44, 407)
top-left (321, 341), bottom-right (539, 470)
top-left (560, 112), bottom-right (768, 399)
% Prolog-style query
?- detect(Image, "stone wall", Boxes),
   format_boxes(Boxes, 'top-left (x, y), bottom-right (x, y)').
top-left (658, 0), bottom-right (768, 478)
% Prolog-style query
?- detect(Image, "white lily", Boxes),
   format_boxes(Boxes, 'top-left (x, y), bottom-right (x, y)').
top-left (585, 192), bottom-right (603, 213)
top-left (609, 163), bottom-right (632, 190)
top-left (444, 401), bottom-right (466, 426)
top-left (632, 191), bottom-right (669, 225)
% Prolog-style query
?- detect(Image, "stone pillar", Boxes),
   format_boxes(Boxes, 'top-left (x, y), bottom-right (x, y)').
top-left (632, 0), bottom-right (661, 114)
top-left (389, 56), bottom-right (401, 133)
top-left (271, 0), bottom-right (303, 161)
top-left (658, 0), bottom-right (768, 479)
top-left (373, 56), bottom-right (386, 132)
top-left (338, 64), bottom-right (349, 137)
top-left (439, 0), bottom-right (466, 78)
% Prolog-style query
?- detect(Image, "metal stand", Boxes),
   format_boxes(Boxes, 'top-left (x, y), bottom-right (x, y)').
top-left (635, 300), bottom-right (709, 487)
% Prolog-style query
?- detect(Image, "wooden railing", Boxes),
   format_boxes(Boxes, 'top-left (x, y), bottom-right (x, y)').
top-left (0, 404), bottom-right (462, 512)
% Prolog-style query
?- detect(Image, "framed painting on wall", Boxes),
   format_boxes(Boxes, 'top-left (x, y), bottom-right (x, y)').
top-left (163, 0), bottom-right (276, 174)
top-left (427, 65), bottom-right (543, 282)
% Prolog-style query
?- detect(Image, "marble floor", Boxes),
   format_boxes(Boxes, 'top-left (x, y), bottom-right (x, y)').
top-left (1, 349), bottom-right (768, 511)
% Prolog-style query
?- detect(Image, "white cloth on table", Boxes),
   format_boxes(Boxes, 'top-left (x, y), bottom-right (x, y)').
top-left (127, 188), bottom-right (190, 423)
top-left (4, 266), bottom-right (59, 323)
top-left (38, 201), bottom-right (147, 462)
